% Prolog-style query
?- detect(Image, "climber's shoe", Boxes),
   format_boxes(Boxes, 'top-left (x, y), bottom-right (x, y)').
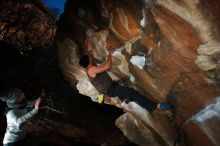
top-left (159, 102), bottom-right (173, 110)
top-left (98, 94), bottom-right (104, 104)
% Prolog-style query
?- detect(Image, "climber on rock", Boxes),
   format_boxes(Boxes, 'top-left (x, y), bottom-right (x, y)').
top-left (79, 50), bottom-right (173, 113)
top-left (0, 88), bottom-right (45, 146)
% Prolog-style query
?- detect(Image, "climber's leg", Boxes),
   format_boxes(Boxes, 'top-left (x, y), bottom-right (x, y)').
top-left (107, 82), bottom-right (157, 112)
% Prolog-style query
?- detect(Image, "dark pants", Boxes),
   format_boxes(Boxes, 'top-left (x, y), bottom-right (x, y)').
top-left (106, 82), bottom-right (158, 112)
top-left (3, 139), bottom-right (25, 146)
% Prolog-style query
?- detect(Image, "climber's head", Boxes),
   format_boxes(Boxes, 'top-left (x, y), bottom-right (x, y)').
top-left (79, 55), bottom-right (90, 68)
top-left (5, 88), bottom-right (26, 108)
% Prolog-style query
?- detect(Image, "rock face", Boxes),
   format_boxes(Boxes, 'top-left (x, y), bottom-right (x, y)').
top-left (57, 0), bottom-right (220, 145)
top-left (0, 0), bottom-right (56, 51)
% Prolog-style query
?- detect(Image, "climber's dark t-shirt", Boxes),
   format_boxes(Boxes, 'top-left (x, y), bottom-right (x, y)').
top-left (89, 72), bottom-right (113, 94)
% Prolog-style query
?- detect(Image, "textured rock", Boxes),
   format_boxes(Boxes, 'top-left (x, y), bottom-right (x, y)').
top-left (57, 37), bottom-right (86, 82)
top-left (116, 113), bottom-right (161, 146)
top-left (57, 0), bottom-right (220, 145)
top-left (118, 101), bottom-right (177, 146)
top-left (151, 1), bottom-right (220, 123)
top-left (107, 1), bottom-right (141, 42)
top-left (76, 77), bottom-right (99, 102)
top-left (195, 55), bottom-right (217, 70)
top-left (183, 97), bottom-right (220, 146)
top-left (103, 95), bottom-right (177, 146)
top-left (196, 42), bottom-right (220, 70)
top-left (0, 0), bottom-right (56, 50)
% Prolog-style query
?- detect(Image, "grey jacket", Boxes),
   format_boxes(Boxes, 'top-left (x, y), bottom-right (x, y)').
top-left (3, 108), bottom-right (38, 144)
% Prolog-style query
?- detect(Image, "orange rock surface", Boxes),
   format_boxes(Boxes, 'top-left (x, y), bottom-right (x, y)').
top-left (57, 0), bottom-right (220, 145)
